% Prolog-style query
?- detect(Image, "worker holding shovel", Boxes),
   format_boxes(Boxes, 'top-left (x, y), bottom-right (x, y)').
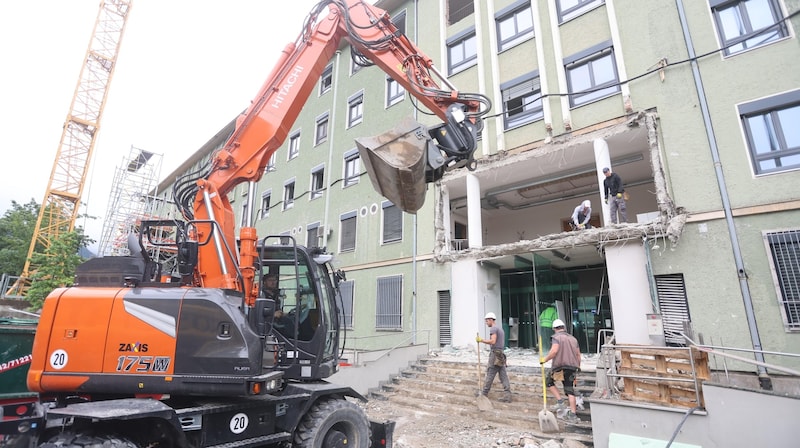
top-left (476, 312), bottom-right (512, 403)
top-left (540, 319), bottom-right (582, 423)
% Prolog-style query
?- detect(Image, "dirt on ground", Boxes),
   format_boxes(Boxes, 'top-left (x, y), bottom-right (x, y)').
top-left (360, 399), bottom-right (538, 448)
top-left (358, 347), bottom-right (593, 448)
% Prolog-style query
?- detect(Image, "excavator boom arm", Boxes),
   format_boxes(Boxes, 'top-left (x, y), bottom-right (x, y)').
top-left (186, 0), bottom-right (488, 296)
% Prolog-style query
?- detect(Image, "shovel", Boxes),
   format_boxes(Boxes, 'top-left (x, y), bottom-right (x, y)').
top-left (538, 333), bottom-right (559, 432)
top-left (476, 334), bottom-right (493, 411)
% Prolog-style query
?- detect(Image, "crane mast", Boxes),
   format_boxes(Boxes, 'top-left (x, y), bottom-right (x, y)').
top-left (8, 1), bottom-right (133, 297)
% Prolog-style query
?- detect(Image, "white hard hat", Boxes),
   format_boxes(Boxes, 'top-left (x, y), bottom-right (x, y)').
top-left (552, 319), bottom-right (565, 328)
top-left (484, 312), bottom-right (497, 320)
top-left (582, 200), bottom-right (591, 208)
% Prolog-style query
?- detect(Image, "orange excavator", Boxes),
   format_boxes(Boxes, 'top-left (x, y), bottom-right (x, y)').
top-left (11, 1), bottom-right (489, 447)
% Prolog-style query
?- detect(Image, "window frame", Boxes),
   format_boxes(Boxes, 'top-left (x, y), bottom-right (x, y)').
top-left (763, 229), bottom-right (800, 331)
top-left (376, 275), bottom-right (403, 330)
top-left (501, 71), bottom-right (543, 129)
top-left (496, 0), bottom-right (534, 52)
top-left (240, 202), bottom-right (249, 228)
top-left (564, 42), bottom-right (620, 108)
top-left (711, 0), bottom-right (788, 56)
top-left (319, 64), bottom-right (333, 95)
top-left (386, 77), bottom-right (405, 107)
top-left (343, 148), bottom-right (361, 187)
top-left (556, 0), bottom-right (605, 23)
top-left (260, 190), bottom-right (272, 219)
top-left (347, 91), bottom-right (364, 128)
top-left (739, 89), bottom-right (800, 175)
top-left (339, 210), bottom-right (357, 252)
top-left (381, 201), bottom-right (403, 244)
top-left (310, 164), bottom-right (325, 200)
top-left (315, 112), bottom-right (329, 146)
top-left (306, 222), bottom-right (321, 248)
top-left (288, 132), bottom-right (300, 160)
top-left (265, 152), bottom-right (277, 172)
top-left (446, 28), bottom-right (478, 75)
top-left (338, 280), bottom-right (355, 329)
top-left (283, 179), bottom-right (295, 210)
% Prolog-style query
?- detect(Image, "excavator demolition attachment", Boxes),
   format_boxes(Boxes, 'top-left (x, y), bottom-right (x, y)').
top-left (356, 104), bottom-right (479, 213)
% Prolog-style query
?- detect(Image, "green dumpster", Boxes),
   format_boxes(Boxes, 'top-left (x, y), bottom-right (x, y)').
top-left (1, 317), bottom-right (38, 401)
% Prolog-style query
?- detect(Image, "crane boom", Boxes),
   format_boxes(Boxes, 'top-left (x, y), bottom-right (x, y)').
top-left (8, 0), bottom-right (133, 298)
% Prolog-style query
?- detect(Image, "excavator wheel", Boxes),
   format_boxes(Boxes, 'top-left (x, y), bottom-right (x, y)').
top-left (293, 398), bottom-right (370, 448)
top-left (39, 431), bottom-right (139, 448)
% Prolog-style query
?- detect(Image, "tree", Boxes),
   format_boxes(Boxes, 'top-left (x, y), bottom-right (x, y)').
top-left (25, 230), bottom-right (93, 311)
top-left (0, 199), bottom-right (40, 276)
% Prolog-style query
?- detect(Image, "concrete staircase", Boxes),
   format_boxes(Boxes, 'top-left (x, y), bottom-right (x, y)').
top-left (368, 357), bottom-right (595, 445)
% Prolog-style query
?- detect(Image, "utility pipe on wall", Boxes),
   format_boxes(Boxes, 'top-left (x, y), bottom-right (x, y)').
top-left (675, 0), bottom-right (770, 389)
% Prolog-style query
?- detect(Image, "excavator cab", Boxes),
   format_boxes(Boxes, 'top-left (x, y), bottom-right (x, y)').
top-left (256, 237), bottom-right (341, 382)
top-left (356, 104), bottom-right (479, 214)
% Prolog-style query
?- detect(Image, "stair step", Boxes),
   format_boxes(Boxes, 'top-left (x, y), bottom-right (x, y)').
top-left (371, 357), bottom-right (595, 443)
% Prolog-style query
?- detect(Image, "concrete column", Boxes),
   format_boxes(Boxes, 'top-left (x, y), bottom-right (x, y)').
top-left (593, 138), bottom-right (612, 225)
top-left (450, 260), bottom-right (501, 346)
top-left (605, 240), bottom-right (653, 345)
top-left (466, 173), bottom-right (483, 248)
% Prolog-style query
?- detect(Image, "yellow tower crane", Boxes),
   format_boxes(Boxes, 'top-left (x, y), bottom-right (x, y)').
top-left (7, 0), bottom-right (133, 297)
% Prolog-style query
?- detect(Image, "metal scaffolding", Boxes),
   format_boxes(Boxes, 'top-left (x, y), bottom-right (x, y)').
top-left (98, 146), bottom-right (163, 257)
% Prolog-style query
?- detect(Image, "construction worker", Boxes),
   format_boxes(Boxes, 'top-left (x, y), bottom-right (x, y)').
top-left (540, 319), bottom-right (582, 423)
top-left (476, 312), bottom-right (512, 402)
top-left (603, 167), bottom-right (627, 223)
top-left (571, 200), bottom-right (592, 230)
top-left (538, 303), bottom-right (559, 353)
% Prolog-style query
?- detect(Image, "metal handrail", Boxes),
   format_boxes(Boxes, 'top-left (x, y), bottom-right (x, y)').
top-left (342, 330), bottom-right (431, 366)
top-left (682, 333), bottom-right (800, 377)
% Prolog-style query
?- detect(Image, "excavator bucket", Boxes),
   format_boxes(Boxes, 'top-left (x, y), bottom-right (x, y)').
top-left (356, 117), bottom-right (434, 214)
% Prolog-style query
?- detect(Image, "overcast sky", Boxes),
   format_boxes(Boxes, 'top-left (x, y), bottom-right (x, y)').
top-left (0, 0), bottom-right (319, 252)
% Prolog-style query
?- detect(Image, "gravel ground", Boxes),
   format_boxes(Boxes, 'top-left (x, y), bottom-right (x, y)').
top-left (358, 345), bottom-right (596, 448)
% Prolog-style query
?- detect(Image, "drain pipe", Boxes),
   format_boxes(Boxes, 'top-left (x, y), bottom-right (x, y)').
top-left (675, 0), bottom-right (770, 389)
top-left (411, 0), bottom-right (419, 344)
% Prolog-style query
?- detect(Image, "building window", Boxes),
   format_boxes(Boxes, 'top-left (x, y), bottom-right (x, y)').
top-left (260, 190), bottom-right (271, 219)
top-left (765, 230), bottom-right (800, 330)
top-left (501, 72), bottom-right (543, 129)
top-left (240, 202), bottom-right (249, 228)
top-left (447, 0), bottom-right (474, 25)
top-left (265, 152), bottom-right (277, 172)
top-left (387, 77), bottom-right (405, 107)
top-left (338, 280), bottom-right (355, 328)
top-left (496, 1), bottom-right (534, 52)
top-left (711, 0), bottom-right (788, 56)
top-left (283, 180), bottom-right (295, 210)
top-left (347, 92), bottom-right (364, 128)
top-left (340, 211), bottom-right (357, 252)
top-left (739, 90), bottom-right (800, 175)
top-left (376, 275), bottom-right (402, 330)
top-left (350, 52), bottom-right (364, 75)
top-left (310, 165), bottom-right (325, 199)
top-left (447, 29), bottom-right (478, 75)
top-left (557, 0), bottom-right (604, 23)
top-left (382, 201), bottom-right (402, 244)
top-left (565, 42), bottom-right (620, 108)
top-left (343, 149), bottom-right (361, 187)
top-left (306, 222), bottom-right (320, 248)
top-left (315, 113), bottom-right (329, 146)
top-left (320, 64), bottom-right (333, 95)
top-left (288, 132), bottom-right (300, 160)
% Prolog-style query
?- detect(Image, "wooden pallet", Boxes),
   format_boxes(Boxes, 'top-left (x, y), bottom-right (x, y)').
top-left (618, 346), bottom-right (709, 408)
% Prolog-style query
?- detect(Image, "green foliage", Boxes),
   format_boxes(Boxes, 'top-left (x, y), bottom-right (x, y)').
top-left (25, 231), bottom-right (92, 311)
top-left (0, 200), bottom-right (40, 276)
